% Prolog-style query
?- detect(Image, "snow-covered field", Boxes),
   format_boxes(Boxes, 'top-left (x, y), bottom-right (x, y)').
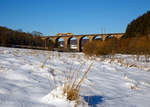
top-left (0, 47), bottom-right (150, 107)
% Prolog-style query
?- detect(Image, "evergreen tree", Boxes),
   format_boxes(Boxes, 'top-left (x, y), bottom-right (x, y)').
top-left (124, 11), bottom-right (150, 38)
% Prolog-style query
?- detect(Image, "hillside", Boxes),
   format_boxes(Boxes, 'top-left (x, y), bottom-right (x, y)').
top-left (0, 26), bottom-right (54, 50)
top-left (124, 11), bottom-right (150, 38)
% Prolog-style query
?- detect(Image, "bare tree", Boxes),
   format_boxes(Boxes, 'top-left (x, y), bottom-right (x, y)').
top-left (31, 31), bottom-right (43, 36)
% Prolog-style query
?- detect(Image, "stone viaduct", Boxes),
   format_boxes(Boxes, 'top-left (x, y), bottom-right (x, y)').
top-left (42, 33), bottom-right (124, 52)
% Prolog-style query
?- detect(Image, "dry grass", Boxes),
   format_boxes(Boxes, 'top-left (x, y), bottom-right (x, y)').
top-left (41, 56), bottom-right (51, 68)
top-left (63, 63), bottom-right (93, 101)
top-left (117, 58), bottom-right (124, 65)
top-left (70, 53), bottom-right (77, 58)
top-left (13, 49), bottom-right (20, 56)
top-left (131, 84), bottom-right (138, 90)
top-left (147, 69), bottom-right (150, 72)
top-left (109, 58), bottom-right (115, 64)
top-left (100, 57), bottom-right (106, 61)
top-left (129, 64), bottom-right (138, 68)
top-left (125, 62), bottom-right (129, 67)
top-left (0, 66), bottom-right (6, 72)
top-left (47, 58), bottom-right (93, 102)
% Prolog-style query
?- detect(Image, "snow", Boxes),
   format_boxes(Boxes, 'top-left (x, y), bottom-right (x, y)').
top-left (42, 86), bottom-right (76, 107)
top-left (0, 47), bottom-right (150, 107)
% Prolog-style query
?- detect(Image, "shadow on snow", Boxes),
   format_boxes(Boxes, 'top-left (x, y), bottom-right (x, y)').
top-left (83, 95), bottom-right (104, 107)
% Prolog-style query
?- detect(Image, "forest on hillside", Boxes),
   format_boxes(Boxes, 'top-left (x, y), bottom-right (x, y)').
top-left (0, 26), bottom-right (54, 50)
top-left (124, 11), bottom-right (150, 39)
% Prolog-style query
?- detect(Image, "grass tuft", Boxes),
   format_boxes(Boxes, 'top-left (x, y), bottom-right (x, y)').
top-left (63, 63), bottom-right (93, 101)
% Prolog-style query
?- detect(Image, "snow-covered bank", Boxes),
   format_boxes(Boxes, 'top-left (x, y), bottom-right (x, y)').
top-left (0, 47), bottom-right (150, 107)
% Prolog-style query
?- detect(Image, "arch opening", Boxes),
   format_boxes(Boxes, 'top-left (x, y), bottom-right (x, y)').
top-left (80, 36), bottom-right (89, 51)
top-left (56, 37), bottom-right (64, 48)
top-left (105, 35), bottom-right (113, 40)
top-left (46, 38), bottom-right (54, 50)
top-left (69, 37), bottom-right (77, 50)
top-left (93, 36), bottom-right (102, 41)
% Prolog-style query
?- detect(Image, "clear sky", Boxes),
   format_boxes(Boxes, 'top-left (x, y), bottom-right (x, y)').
top-left (0, 0), bottom-right (150, 36)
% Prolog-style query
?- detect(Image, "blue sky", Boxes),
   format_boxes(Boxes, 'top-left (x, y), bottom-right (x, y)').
top-left (0, 0), bottom-right (150, 36)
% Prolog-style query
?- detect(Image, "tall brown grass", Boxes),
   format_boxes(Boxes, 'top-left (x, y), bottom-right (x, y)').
top-left (63, 63), bottom-right (93, 101)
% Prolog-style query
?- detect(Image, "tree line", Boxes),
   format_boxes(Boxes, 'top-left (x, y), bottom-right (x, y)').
top-left (0, 26), bottom-right (54, 50)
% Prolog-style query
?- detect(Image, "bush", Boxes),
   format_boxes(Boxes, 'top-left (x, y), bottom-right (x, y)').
top-left (83, 36), bottom-right (150, 57)
top-left (83, 38), bottom-right (119, 56)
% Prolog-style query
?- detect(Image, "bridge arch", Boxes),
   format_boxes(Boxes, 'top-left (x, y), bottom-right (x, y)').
top-left (92, 36), bottom-right (102, 41)
top-left (46, 38), bottom-right (52, 46)
top-left (78, 36), bottom-right (89, 52)
top-left (44, 38), bottom-right (56, 50)
top-left (105, 34), bottom-right (113, 40)
top-left (56, 37), bottom-right (64, 48)
top-left (68, 37), bottom-right (77, 50)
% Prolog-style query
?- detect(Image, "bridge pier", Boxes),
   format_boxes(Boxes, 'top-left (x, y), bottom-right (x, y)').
top-left (101, 34), bottom-right (109, 41)
top-left (76, 38), bottom-right (81, 52)
top-left (62, 37), bottom-right (70, 50)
